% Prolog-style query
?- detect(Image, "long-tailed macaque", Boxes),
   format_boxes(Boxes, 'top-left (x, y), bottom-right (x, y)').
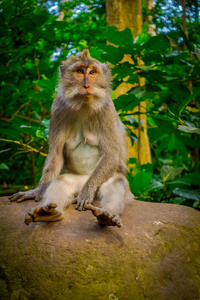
top-left (10, 49), bottom-right (133, 227)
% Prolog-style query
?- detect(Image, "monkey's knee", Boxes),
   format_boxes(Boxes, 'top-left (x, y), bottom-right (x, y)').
top-left (98, 174), bottom-right (127, 215)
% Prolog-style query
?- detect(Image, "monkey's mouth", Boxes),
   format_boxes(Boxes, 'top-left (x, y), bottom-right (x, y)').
top-left (82, 94), bottom-right (93, 103)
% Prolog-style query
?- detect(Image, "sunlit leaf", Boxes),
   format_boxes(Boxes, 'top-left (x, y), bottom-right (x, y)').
top-left (160, 166), bottom-right (184, 182)
top-left (177, 125), bottom-right (200, 134)
top-left (0, 163), bottom-right (9, 171)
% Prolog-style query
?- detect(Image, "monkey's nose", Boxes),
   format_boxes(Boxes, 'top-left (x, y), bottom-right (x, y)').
top-left (84, 85), bottom-right (90, 89)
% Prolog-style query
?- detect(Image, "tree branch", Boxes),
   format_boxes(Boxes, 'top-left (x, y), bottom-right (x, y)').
top-left (0, 138), bottom-right (47, 157)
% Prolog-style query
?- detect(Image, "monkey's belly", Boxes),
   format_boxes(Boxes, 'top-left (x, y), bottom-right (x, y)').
top-left (68, 142), bottom-right (100, 174)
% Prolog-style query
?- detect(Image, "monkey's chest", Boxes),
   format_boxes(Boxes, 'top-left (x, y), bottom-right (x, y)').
top-left (66, 130), bottom-right (100, 174)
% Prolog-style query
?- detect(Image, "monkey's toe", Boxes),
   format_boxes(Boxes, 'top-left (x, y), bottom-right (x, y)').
top-left (84, 204), bottom-right (122, 228)
top-left (24, 211), bottom-right (34, 225)
top-left (96, 212), bottom-right (122, 228)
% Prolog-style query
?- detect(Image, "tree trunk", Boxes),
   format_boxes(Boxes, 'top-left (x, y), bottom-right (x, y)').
top-left (106, 0), bottom-right (151, 165)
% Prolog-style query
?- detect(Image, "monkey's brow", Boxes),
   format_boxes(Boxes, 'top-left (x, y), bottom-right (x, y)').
top-left (70, 62), bottom-right (100, 71)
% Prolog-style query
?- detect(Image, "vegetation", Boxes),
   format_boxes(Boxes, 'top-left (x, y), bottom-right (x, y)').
top-left (0, 0), bottom-right (200, 208)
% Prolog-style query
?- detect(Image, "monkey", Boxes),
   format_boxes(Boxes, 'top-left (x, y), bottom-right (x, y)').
top-left (9, 49), bottom-right (133, 227)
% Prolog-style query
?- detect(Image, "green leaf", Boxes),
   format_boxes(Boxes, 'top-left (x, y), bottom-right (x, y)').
top-left (141, 163), bottom-right (153, 173)
top-left (20, 125), bottom-right (38, 137)
top-left (168, 135), bottom-right (187, 157)
top-left (0, 163), bottom-right (9, 171)
top-left (168, 135), bottom-right (176, 152)
top-left (101, 47), bottom-right (124, 65)
top-left (193, 200), bottom-right (200, 208)
top-left (131, 171), bottom-right (152, 195)
top-left (114, 94), bottom-right (140, 111)
top-left (156, 137), bottom-right (170, 153)
top-left (18, 80), bottom-right (30, 92)
top-left (160, 165), bottom-right (184, 182)
top-left (178, 87), bottom-right (200, 114)
top-left (42, 119), bottom-right (50, 128)
top-left (90, 47), bottom-right (105, 61)
top-left (173, 188), bottom-right (200, 201)
top-left (181, 172), bottom-right (200, 186)
top-left (1, 128), bottom-right (21, 140)
top-left (129, 158), bottom-right (137, 164)
top-left (105, 27), bottom-right (133, 46)
top-left (2, 3), bottom-right (13, 23)
top-left (166, 178), bottom-right (191, 187)
top-left (170, 197), bottom-right (187, 205)
top-left (145, 34), bottom-right (170, 52)
top-left (145, 179), bottom-right (164, 192)
top-left (135, 24), bottom-right (150, 44)
top-left (112, 67), bottom-right (136, 80)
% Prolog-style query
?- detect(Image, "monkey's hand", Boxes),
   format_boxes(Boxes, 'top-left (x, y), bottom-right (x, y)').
top-left (74, 192), bottom-right (92, 211)
top-left (9, 186), bottom-right (44, 203)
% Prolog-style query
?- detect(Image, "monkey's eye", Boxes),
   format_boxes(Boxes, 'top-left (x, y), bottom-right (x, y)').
top-left (89, 70), bottom-right (96, 75)
top-left (76, 69), bottom-right (84, 74)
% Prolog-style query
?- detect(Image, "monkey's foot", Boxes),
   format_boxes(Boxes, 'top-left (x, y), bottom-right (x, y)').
top-left (24, 203), bottom-right (64, 225)
top-left (84, 204), bottom-right (122, 228)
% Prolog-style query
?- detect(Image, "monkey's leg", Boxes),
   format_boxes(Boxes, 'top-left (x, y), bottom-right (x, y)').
top-left (86, 174), bottom-right (131, 227)
top-left (24, 174), bottom-right (89, 225)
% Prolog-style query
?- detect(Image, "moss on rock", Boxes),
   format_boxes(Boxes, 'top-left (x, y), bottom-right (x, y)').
top-left (0, 197), bottom-right (200, 300)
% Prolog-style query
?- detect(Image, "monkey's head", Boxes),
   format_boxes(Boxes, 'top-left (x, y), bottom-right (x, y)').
top-left (59, 49), bottom-right (112, 111)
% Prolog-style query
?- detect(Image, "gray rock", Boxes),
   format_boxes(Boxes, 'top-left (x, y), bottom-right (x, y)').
top-left (0, 197), bottom-right (200, 300)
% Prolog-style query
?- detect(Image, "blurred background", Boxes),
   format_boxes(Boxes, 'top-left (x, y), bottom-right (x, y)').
top-left (0, 0), bottom-right (200, 208)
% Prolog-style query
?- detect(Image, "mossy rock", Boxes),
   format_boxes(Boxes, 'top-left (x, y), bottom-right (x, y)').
top-left (0, 197), bottom-right (200, 300)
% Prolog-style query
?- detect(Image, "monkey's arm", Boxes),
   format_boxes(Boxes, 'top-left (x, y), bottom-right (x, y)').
top-left (10, 108), bottom-right (66, 202)
top-left (76, 111), bottom-right (126, 210)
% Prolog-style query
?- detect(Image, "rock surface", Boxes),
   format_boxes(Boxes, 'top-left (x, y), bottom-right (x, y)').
top-left (0, 196), bottom-right (200, 300)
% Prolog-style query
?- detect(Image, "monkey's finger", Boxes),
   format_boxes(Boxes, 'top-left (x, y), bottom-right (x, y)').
top-left (9, 192), bottom-right (25, 202)
top-left (9, 193), bottom-right (20, 201)
top-left (17, 195), bottom-right (35, 203)
top-left (76, 200), bottom-right (85, 211)
top-left (72, 199), bottom-right (77, 204)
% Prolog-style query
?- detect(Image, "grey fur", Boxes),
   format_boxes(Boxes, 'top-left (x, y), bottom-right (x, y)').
top-left (10, 50), bottom-right (133, 225)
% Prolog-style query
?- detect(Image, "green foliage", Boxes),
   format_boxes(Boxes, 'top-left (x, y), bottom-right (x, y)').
top-left (91, 19), bottom-right (200, 208)
top-left (0, 0), bottom-right (105, 187)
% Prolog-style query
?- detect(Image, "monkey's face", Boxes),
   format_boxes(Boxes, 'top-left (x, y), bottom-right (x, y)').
top-left (73, 64), bottom-right (100, 102)
top-left (59, 50), bottom-right (112, 111)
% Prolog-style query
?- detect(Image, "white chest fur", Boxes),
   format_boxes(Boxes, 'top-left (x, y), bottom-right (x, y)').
top-left (66, 125), bottom-right (100, 174)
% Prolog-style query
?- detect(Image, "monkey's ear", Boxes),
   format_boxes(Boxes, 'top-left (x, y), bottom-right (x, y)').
top-left (60, 65), bottom-right (65, 77)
